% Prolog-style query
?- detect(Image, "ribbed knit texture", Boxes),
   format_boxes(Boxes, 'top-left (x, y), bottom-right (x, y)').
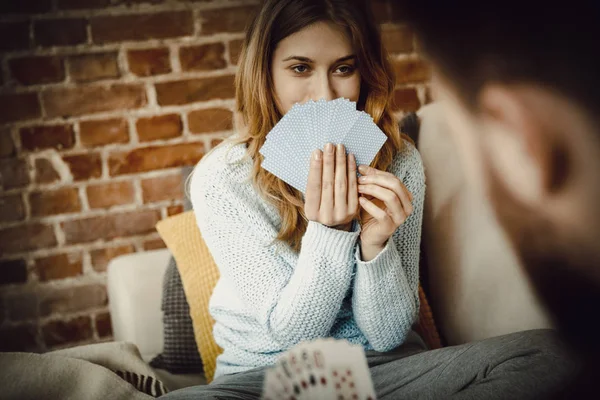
top-left (190, 140), bottom-right (426, 378)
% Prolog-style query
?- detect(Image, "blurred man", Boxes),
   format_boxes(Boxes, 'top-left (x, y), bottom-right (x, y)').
top-left (396, 0), bottom-right (599, 395)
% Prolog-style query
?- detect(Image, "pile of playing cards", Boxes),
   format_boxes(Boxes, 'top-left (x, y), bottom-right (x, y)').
top-left (260, 99), bottom-right (388, 194)
top-left (261, 339), bottom-right (377, 400)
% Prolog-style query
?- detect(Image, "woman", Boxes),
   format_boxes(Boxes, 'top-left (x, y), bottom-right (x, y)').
top-left (164, 0), bottom-right (576, 398)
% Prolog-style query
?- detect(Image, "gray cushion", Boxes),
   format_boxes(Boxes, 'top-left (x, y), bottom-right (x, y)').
top-left (150, 166), bottom-right (203, 374)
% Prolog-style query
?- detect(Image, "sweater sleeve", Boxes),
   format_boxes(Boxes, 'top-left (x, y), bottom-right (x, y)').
top-left (351, 144), bottom-right (425, 351)
top-left (190, 160), bottom-right (359, 348)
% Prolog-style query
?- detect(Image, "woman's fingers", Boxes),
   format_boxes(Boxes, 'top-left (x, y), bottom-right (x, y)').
top-left (358, 184), bottom-right (407, 226)
top-left (359, 196), bottom-right (388, 221)
top-left (358, 168), bottom-right (413, 216)
top-left (320, 143), bottom-right (335, 222)
top-left (334, 144), bottom-right (348, 216)
top-left (347, 153), bottom-right (359, 216)
top-left (305, 149), bottom-right (323, 220)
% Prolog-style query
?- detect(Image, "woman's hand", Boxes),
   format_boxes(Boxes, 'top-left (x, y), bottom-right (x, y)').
top-left (304, 143), bottom-right (359, 231)
top-left (357, 165), bottom-right (414, 260)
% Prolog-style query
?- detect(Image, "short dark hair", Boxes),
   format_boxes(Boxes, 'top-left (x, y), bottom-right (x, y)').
top-left (396, 1), bottom-right (600, 118)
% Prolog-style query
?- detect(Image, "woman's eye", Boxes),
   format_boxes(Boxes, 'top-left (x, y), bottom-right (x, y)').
top-left (292, 65), bottom-right (310, 74)
top-left (336, 65), bottom-right (355, 74)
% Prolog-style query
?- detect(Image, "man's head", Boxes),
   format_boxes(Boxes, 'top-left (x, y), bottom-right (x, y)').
top-left (398, 2), bottom-right (600, 355)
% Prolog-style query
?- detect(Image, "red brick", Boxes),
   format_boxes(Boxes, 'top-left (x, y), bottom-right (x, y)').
top-left (62, 153), bottom-right (102, 181)
top-left (57, 0), bottom-right (110, 10)
top-left (188, 108), bottom-right (233, 134)
top-left (35, 252), bottom-right (83, 282)
top-left (156, 75), bottom-right (235, 106)
top-left (141, 173), bottom-right (182, 203)
top-left (43, 316), bottom-right (93, 347)
top-left (30, 187), bottom-right (81, 217)
top-left (0, 194), bottom-right (25, 223)
top-left (20, 124), bottom-right (75, 151)
top-left (0, 128), bottom-right (15, 158)
top-left (109, 142), bottom-right (204, 176)
top-left (0, 158), bottom-right (30, 190)
top-left (392, 88), bottom-right (421, 112)
top-left (95, 312), bottom-right (112, 338)
top-left (210, 138), bottom-right (224, 149)
top-left (0, 259), bottom-right (28, 285)
top-left (68, 52), bottom-right (120, 83)
top-left (9, 56), bottom-right (65, 86)
top-left (381, 25), bottom-right (414, 54)
top-left (5, 291), bottom-right (38, 321)
top-left (0, 324), bottom-right (39, 352)
top-left (87, 181), bottom-right (135, 209)
top-left (0, 0), bottom-right (52, 14)
top-left (0, 21), bottom-right (31, 52)
top-left (91, 12), bottom-right (193, 44)
top-left (90, 244), bottom-right (135, 272)
top-left (393, 58), bottom-right (431, 84)
top-left (136, 114), bottom-right (182, 142)
top-left (0, 223), bottom-right (57, 255)
top-left (0, 93), bottom-right (41, 124)
top-left (167, 204), bottom-right (183, 216)
top-left (200, 6), bottom-right (257, 35)
top-left (61, 209), bottom-right (160, 244)
top-left (143, 237), bottom-right (166, 251)
top-left (229, 39), bottom-right (243, 65)
top-left (127, 48), bottom-right (171, 77)
top-left (43, 84), bottom-right (146, 118)
top-left (39, 284), bottom-right (107, 317)
top-left (34, 18), bottom-right (88, 47)
top-left (180, 43), bottom-right (227, 71)
top-left (80, 118), bottom-right (129, 147)
top-left (35, 158), bottom-right (60, 184)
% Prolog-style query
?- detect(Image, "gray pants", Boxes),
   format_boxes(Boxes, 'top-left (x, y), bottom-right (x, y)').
top-left (161, 329), bottom-right (578, 399)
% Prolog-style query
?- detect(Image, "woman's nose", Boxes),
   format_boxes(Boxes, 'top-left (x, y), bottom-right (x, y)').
top-left (312, 73), bottom-right (335, 101)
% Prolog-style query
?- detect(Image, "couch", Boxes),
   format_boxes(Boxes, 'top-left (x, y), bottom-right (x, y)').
top-left (106, 103), bottom-right (553, 391)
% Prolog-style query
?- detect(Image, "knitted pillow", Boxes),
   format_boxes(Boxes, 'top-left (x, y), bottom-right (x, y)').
top-left (149, 257), bottom-right (203, 373)
top-left (156, 210), bottom-right (442, 382)
top-left (149, 168), bottom-right (203, 373)
top-left (156, 211), bottom-right (222, 382)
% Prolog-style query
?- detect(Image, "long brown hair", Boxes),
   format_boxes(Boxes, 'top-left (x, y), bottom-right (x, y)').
top-left (233, 0), bottom-right (403, 251)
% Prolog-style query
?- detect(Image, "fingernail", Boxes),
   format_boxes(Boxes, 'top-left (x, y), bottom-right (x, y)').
top-left (326, 143), bottom-right (334, 153)
top-left (337, 143), bottom-right (344, 153)
top-left (358, 165), bottom-right (368, 173)
top-left (313, 149), bottom-right (321, 160)
top-left (358, 176), bottom-right (367, 183)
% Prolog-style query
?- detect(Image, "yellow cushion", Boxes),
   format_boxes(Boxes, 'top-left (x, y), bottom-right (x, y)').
top-left (156, 211), bottom-right (222, 382)
top-left (156, 211), bottom-right (442, 382)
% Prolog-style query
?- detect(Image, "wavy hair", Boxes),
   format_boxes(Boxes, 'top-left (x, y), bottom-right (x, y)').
top-left (231, 0), bottom-right (404, 251)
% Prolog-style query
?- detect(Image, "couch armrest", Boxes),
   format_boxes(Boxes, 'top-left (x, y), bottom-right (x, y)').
top-left (107, 249), bottom-right (171, 362)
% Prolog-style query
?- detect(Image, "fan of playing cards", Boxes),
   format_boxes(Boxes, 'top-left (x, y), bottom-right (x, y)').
top-left (260, 98), bottom-right (388, 194)
top-left (261, 339), bottom-right (377, 400)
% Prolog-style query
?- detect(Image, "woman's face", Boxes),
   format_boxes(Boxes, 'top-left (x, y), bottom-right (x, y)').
top-left (271, 21), bottom-right (361, 115)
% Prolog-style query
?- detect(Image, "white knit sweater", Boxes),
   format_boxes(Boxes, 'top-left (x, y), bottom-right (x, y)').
top-left (190, 140), bottom-right (425, 378)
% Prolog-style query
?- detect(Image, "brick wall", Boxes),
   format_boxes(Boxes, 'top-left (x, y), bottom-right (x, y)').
top-left (0, 0), bottom-right (430, 352)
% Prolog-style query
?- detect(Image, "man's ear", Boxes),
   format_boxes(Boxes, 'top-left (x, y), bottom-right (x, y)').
top-left (478, 84), bottom-right (572, 205)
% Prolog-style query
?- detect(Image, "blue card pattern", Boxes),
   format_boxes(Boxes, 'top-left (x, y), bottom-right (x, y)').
top-left (260, 99), bottom-right (388, 194)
